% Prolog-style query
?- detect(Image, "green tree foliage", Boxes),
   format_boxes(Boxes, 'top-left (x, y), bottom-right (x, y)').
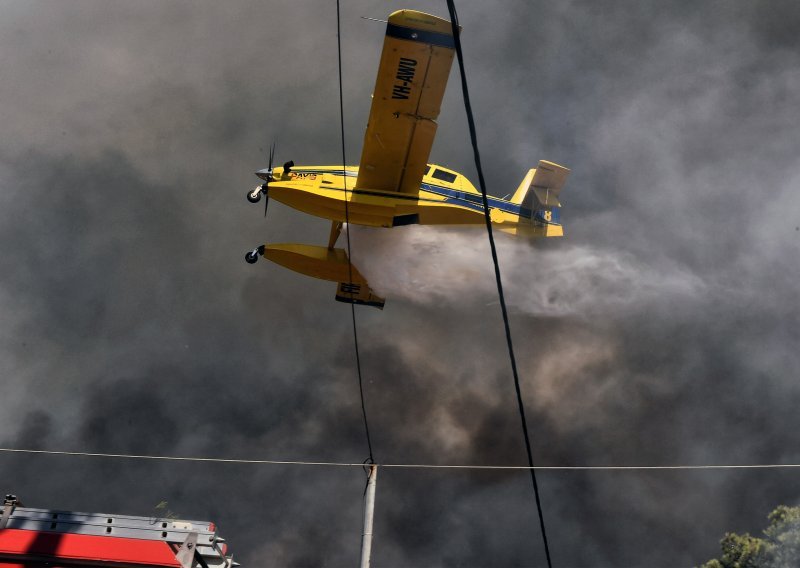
top-left (152, 500), bottom-right (180, 521)
top-left (700, 505), bottom-right (800, 568)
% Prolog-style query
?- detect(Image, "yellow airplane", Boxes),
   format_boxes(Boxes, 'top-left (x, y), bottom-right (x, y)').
top-left (245, 9), bottom-right (569, 309)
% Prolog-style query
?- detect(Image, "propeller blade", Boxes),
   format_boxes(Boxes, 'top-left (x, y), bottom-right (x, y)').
top-left (268, 142), bottom-right (275, 173)
top-left (265, 142), bottom-right (276, 217)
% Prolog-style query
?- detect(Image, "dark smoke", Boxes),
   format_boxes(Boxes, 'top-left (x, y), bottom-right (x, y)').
top-left (2, 1), bottom-right (800, 566)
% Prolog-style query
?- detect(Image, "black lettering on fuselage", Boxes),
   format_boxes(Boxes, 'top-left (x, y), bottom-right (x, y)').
top-left (391, 57), bottom-right (417, 99)
top-left (392, 85), bottom-right (411, 99)
top-left (396, 58), bottom-right (417, 82)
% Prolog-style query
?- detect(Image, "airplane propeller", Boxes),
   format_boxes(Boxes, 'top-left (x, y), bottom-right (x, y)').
top-left (247, 143), bottom-right (275, 217)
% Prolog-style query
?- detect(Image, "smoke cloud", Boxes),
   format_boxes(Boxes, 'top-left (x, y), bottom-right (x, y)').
top-left (1, 1), bottom-right (800, 567)
top-left (352, 225), bottom-right (707, 318)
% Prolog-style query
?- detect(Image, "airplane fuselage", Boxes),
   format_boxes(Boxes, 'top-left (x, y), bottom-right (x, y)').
top-left (256, 164), bottom-right (562, 237)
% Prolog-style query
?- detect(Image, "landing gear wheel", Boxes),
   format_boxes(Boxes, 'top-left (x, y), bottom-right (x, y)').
top-left (244, 251), bottom-right (259, 264)
top-left (247, 189), bottom-right (262, 203)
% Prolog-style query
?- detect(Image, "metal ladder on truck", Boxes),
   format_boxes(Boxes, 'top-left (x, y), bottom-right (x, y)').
top-left (0, 495), bottom-right (238, 567)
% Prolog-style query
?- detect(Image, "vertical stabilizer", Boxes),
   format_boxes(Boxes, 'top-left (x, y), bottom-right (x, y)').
top-left (506, 160), bottom-right (570, 237)
top-left (511, 160), bottom-right (570, 209)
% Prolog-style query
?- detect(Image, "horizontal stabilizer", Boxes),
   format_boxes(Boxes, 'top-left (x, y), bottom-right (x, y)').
top-left (262, 243), bottom-right (385, 309)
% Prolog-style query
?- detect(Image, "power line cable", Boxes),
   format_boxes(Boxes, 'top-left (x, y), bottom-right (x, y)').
top-left (337, 0), bottom-right (374, 465)
top-left (3, 448), bottom-right (799, 471)
top-left (444, 2), bottom-right (552, 566)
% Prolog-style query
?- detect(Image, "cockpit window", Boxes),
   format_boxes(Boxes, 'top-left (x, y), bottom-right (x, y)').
top-left (432, 168), bottom-right (457, 184)
top-left (424, 165), bottom-right (431, 175)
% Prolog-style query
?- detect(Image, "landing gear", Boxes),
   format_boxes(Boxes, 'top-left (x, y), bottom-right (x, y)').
top-left (244, 245), bottom-right (265, 264)
top-left (327, 221), bottom-right (343, 249)
top-left (247, 184), bottom-right (266, 203)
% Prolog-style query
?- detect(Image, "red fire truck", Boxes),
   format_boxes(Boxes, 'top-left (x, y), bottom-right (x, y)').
top-left (0, 495), bottom-right (237, 567)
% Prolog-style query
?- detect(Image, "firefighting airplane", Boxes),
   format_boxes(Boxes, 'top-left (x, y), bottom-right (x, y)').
top-left (244, 9), bottom-right (569, 309)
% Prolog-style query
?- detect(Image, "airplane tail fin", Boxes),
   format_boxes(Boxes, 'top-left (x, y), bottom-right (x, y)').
top-left (508, 160), bottom-right (570, 236)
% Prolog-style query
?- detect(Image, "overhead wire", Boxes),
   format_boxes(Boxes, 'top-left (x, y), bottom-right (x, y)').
top-left (3, 448), bottom-right (800, 471)
top-left (336, 0), bottom-right (374, 466)
top-left (444, 1), bottom-right (552, 566)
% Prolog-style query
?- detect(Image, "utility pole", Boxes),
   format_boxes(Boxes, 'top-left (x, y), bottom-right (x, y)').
top-left (359, 465), bottom-right (378, 568)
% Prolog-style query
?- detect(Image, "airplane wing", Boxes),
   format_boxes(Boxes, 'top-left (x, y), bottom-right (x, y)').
top-left (355, 10), bottom-right (456, 195)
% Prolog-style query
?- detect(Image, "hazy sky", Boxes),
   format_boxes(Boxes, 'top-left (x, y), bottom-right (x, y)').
top-left (1, 1), bottom-right (799, 566)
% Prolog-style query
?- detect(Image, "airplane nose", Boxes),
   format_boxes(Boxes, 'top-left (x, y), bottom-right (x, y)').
top-left (255, 168), bottom-right (271, 181)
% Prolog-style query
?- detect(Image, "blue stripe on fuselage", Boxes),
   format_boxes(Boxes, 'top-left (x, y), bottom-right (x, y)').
top-left (419, 183), bottom-right (541, 220)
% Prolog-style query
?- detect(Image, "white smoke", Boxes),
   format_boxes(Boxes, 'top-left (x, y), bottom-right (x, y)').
top-left (350, 225), bottom-right (706, 317)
